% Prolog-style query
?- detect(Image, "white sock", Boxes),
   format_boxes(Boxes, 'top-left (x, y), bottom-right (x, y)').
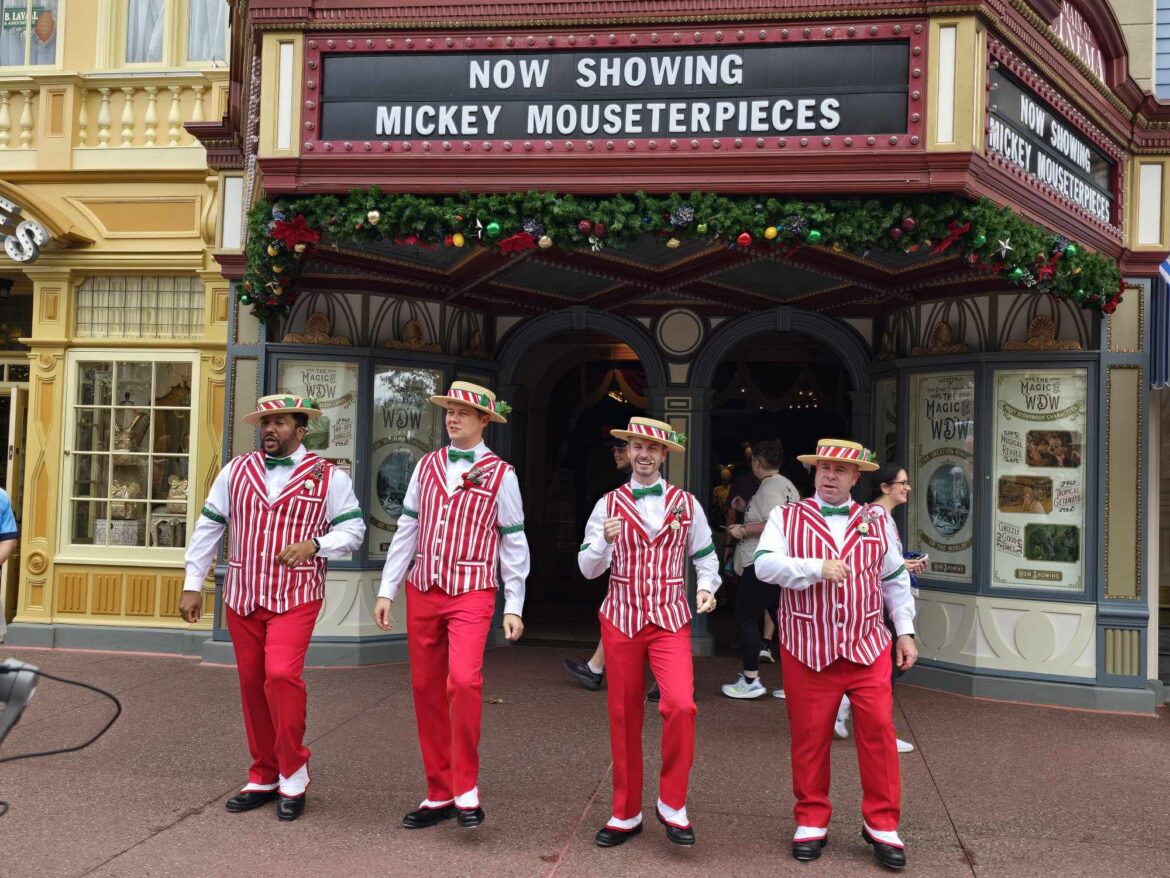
top-left (587, 660), bottom-right (603, 675)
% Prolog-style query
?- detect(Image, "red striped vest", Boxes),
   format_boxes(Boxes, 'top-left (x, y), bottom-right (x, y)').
top-left (406, 449), bottom-right (511, 596)
top-left (776, 498), bottom-right (891, 671)
top-left (225, 451), bottom-right (333, 615)
top-left (599, 483), bottom-right (695, 637)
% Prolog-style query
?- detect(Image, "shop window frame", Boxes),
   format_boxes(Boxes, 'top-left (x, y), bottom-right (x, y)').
top-left (872, 350), bottom-right (1099, 604)
top-left (104, 0), bottom-right (227, 70)
top-left (56, 348), bottom-right (200, 565)
top-left (265, 344), bottom-right (499, 572)
top-left (0, 0), bottom-right (63, 71)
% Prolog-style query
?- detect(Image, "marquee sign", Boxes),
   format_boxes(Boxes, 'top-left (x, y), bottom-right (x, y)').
top-left (986, 66), bottom-right (1115, 225)
top-left (303, 24), bottom-right (928, 155)
top-left (0, 197), bottom-right (47, 264)
top-left (1049, 1), bottom-right (1105, 83)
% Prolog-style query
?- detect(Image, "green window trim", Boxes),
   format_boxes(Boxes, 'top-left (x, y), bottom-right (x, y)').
top-left (330, 508), bottom-right (364, 526)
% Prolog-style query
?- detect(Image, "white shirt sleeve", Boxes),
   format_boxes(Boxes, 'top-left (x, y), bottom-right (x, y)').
top-left (314, 467), bottom-right (366, 559)
top-left (377, 462), bottom-right (422, 601)
top-left (182, 460), bottom-right (233, 592)
top-left (496, 468), bottom-right (529, 617)
top-left (578, 495), bottom-right (613, 579)
top-left (686, 495), bottom-right (721, 595)
top-left (752, 506), bottom-right (824, 589)
top-left (880, 514), bottom-right (916, 637)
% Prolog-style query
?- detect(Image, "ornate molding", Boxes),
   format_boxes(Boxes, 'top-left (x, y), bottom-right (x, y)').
top-left (1002, 315), bottom-right (1081, 351)
top-left (383, 318), bottom-right (440, 352)
top-left (281, 311), bottom-right (352, 345)
top-left (912, 321), bottom-right (970, 356)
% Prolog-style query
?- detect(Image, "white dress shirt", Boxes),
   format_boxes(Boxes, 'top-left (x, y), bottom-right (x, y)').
top-left (754, 493), bottom-right (915, 636)
top-left (183, 444), bottom-right (367, 592)
top-left (578, 475), bottom-right (722, 595)
top-left (377, 441), bottom-right (529, 617)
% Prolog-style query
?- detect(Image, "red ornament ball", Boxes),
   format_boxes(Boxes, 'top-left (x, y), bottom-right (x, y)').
top-left (737, 231), bottom-right (752, 247)
top-left (888, 227), bottom-right (903, 241)
top-left (592, 222), bottom-right (607, 238)
top-left (577, 219), bottom-right (593, 235)
top-left (900, 217), bottom-right (917, 232)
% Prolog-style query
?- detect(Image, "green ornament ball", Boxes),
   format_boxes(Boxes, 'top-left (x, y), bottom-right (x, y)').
top-left (806, 229), bottom-right (823, 244)
top-left (972, 233), bottom-right (987, 248)
top-left (486, 222), bottom-right (501, 238)
top-left (1064, 244), bottom-right (1078, 257)
top-left (239, 294), bottom-right (253, 306)
top-left (1009, 267), bottom-right (1025, 281)
top-left (696, 222), bottom-right (708, 234)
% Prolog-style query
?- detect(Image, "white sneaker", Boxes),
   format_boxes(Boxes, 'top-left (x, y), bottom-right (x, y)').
top-left (721, 675), bottom-right (766, 699)
top-left (772, 688), bottom-right (786, 699)
top-left (758, 645), bottom-right (776, 663)
top-left (896, 738), bottom-right (915, 754)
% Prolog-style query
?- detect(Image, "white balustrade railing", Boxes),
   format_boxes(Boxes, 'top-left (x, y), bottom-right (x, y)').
top-left (0, 86), bottom-right (38, 150)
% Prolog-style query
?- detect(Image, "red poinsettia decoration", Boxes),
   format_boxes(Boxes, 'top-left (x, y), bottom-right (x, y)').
top-left (499, 231), bottom-right (537, 253)
top-left (272, 215), bottom-right (321, 249)
top-left (460, 467), bottom-right (486, 490)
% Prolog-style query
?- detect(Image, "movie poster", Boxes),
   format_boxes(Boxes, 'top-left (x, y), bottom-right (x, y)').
top-left (367, 367), bottom-right (443, 558)
top-left (992, 369), bottom-right (1087, 591)
top-left (276, 360), bottom-right (359, 474)
top-left (908, 372), bottom-right (975, 582)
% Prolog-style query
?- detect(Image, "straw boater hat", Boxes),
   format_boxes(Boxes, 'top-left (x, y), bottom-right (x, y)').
top-left (796, 438), bottom-right (879, 472)
top-left (430, 380), bottom-right (509, 424)
top-left (242, 394), bottom-right (323, 426)
top-left (610, 417), bottom-right (686, 453)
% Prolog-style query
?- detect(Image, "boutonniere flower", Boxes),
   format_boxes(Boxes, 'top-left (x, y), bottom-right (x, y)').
top-left (669, 504), bottom-right (685, 531)
top-left (460, 466), bottom-right (486, 490)
top-left (857, 507), bottom-right (881, 536)
top-left (304, 460), bottom-right (326, 493)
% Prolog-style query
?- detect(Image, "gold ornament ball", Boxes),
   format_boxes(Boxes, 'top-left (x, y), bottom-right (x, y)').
top-left (452, 232), bottom-right (466, 248)
top-left (666, 237), bottom-right (681, 249)
top-left (294, 243), bottom-right (306, 254)
top-left (367, 210), bottom-right (381, 225)
top-left (538, 235), bottom-right (553, 249)
top-left (272, 264), bottom-right (283, 273)
top-left (273, 285), bottom-right (283, 296)
top-left (764, 226), bottom-right (779, 240)
top-left (267, 244), bottom-right (279, 257)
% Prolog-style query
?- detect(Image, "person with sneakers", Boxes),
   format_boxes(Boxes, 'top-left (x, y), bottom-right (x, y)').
top-left (579, 417), bottom-right (720, 849)
top-left (721, 440), bottom-right (799, 700)
top-left (374, 382), bottom-right (529, 831)
top-left (181, 395), bottom-right (367, 822)
top-left (755, 439), bottom-right (917, 870)
top-left (562, 435), bottom-right (632, 691)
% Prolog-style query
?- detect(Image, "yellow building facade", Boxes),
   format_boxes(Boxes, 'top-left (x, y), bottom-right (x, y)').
top-left (1, 0), bottom-right (234, 650)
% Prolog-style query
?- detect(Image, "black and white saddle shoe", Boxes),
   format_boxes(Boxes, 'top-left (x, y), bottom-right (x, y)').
top-left (595, 824), bottom-right (642, 847)
top-left (402, 803), bottom-right (456, 828)
top-left (791, 836), bottom-right (827, 862)
top-left (861, 827), bottom-right (907, 870)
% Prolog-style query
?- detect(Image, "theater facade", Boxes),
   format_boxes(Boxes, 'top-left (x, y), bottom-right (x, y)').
top-left (172, 0), bottom-right (1169, 710)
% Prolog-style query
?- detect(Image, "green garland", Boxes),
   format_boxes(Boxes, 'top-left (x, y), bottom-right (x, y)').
top-left (242, 189), bottom-right (1124, 322)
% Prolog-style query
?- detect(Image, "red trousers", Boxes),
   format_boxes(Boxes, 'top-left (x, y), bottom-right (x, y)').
top-left (225, 598), bottom-right (321, 790)
top-left (780, 646), bottom-right (900, 830)
top-left (406, 584), bottom-right (497, 803)
top-left (600, 616), bottom-right (697, 823)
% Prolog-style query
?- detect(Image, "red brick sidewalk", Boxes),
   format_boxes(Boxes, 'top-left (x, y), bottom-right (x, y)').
top-left (1, 645), bottom-right (1166, 877)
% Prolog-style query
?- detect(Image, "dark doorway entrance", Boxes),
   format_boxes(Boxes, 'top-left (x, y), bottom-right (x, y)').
top-left (515, 332), bottom-right (646, 643)
top-left (704, 331), bottom-right (853, 653)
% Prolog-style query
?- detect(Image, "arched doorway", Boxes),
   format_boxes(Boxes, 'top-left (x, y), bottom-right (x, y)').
top-left (689, 308), bottom-right (872, 652)
top-left (495, 310), bottom-right (668, 642)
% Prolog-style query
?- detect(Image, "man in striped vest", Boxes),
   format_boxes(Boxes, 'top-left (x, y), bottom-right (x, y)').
top-left (579, 417), bottom-right (720, 849)
top-left (375, 381), bottom-right (528, 831)
top-left (755, 439), bottom-right (916, 870)
top-left (181, 394), bottom-right (366, 822)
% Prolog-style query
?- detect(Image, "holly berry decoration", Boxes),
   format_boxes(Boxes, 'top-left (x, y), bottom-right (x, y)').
top-left (737, 231), bottom-right (752, 247)
top-left (900, 216), bottom-right (917, 232)
top-left (577, 219), bottom-right (593, 235)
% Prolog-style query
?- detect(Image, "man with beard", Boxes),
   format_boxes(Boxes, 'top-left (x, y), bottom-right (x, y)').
top-left (181, 395), bottom-right (366, 821)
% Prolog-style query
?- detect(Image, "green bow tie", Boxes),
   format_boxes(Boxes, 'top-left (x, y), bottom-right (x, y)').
top-left (820, 505), bottom-right (851, 516)
top-left (632, 483), bottom-right (664, 500)
top-left (448, 448), bottom-right (475, 463)
top-left (265, 456), bottom-right (295, 470)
